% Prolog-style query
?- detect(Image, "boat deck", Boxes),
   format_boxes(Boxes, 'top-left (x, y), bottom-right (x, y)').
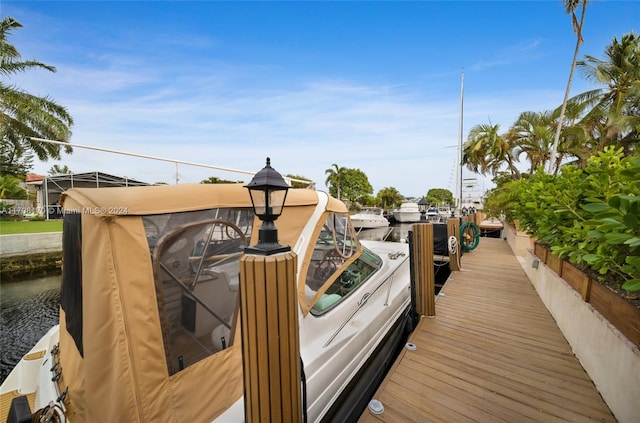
top-left (359, 237), bottom-right (616, 423)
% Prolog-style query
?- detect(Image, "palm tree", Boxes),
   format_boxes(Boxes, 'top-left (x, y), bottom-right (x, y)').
top-left (462, 123), bottom-right (519, 179)
top-left (548, 0), bottom-right (588, 175)
top-left (376, 186), bottom-right (404, 210)
top-left (324, 163), bottom-right (345, 200)
top-left (0, 174), bottom-right (27, 199)
top-left (48, 164), bottom-right (72, 175)
top-left (572, 32), bottom-right (640, 155)
top-left (511, 110), bottom-right (555, 173)
top-left (552, 99), bottom-right (593, 169)
top-left (1, 17), bottom-right (74, 162)
top-left (0, 139), bottom-right (32, 176)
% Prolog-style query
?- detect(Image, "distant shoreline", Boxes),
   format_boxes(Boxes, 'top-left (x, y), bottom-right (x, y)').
top-left (0, 233), bottom-right (62, 279)
top-left (1, 252), bottom-right (62, 280)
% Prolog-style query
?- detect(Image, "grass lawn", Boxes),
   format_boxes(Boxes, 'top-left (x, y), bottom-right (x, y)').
top-left (0, 220), bottom-right (63, 235)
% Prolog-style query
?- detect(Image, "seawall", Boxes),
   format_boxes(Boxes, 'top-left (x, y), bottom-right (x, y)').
top-left (0, 233), bottom-right (63, 278)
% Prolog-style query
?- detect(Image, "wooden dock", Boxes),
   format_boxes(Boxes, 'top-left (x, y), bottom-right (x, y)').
top-left (359, 237), bottom-right (616, 423)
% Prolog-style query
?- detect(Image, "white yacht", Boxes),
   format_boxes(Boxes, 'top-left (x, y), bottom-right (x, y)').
top-left (392, 202), bottom-right (421, 223)
top-left (350, 207), bottom-right (389, 229)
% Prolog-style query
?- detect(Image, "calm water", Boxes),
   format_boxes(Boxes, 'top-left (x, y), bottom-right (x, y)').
top-left (0, 273), bottom-right (61, 384)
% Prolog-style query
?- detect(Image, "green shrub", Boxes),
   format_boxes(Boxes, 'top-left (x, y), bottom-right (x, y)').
top-left (514, 148), bottom-right (640, 292)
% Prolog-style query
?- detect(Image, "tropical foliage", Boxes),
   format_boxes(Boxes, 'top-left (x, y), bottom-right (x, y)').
top-left (200, 176), bottom-right (244, 184)
top-left (463, 31), bottom-right (638, 180)
top-left (376, 187), bottom-right (404, 210)
top-left (0, 174), bottom-right (28, 199)
top-left (426, 188), bottom-right (454, 206)
top-left (0, 139), bottom-right (32, 176)
top-left (324, 163), bottom-right (345, 200)
top-left (0, 17), bottom-right (74, 166)
top-left (474, 31), bottom-right (639, 293)
top-left (463, 122), bottom-right (520, 178)
top-left (338, 168), bottom-right (373, 207)
top-left (48, 164), bottom-right (72, 175)
top-left (548, 0), bottom-right (588, 173)
top-left (324, 164), bottom-right (373, 209)
top-left (511, 148), bottom-right (639, 292)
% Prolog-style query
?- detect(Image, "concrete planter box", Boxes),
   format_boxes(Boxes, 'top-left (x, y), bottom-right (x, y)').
top-left (532, 241), bottom-right (640, 348)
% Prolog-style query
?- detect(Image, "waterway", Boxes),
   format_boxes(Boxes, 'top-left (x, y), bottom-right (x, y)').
top-left (0, 272), bottom-right (61, 384)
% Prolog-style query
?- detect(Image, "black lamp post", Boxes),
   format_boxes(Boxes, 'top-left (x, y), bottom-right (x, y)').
top-left (244, 157), bottom-right (291, 255)
top-left (418, 197), bottom-right (428, 221)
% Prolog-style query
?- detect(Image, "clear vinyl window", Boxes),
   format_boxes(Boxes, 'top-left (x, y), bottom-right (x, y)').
top-left (144, 208), bottom-right (254, 375)
top-left (304, 213), bottom-right (382, 314)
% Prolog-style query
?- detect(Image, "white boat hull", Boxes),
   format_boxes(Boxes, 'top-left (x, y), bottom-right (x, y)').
top-left (392, 202), bottom-right (422, 223)
top-left (0, 326), bottom-right (66, 421)
top-left (350, 208), bottom-right (389, 229)
top-left (350, 218), bottom-right (389, 229)
top-left (393, 211), bottom-right (422, 223)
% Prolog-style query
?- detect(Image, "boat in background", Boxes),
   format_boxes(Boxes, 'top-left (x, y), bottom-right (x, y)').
top-left (425, 207), bottom-right (440, 222)
top-left (460, 177), bottom-right (483, 213)
top-left (0, 183), bottom-right (413, 423)
top-left (350, 207), bottom-right (389, 229)
top-left (392, 202), bottom-right (421, 223)
top-left (479, 217), bottom-right (504, 238)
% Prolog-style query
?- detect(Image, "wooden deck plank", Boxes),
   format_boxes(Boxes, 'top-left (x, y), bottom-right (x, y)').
top-left (359, 237), bottom-right (616, 423)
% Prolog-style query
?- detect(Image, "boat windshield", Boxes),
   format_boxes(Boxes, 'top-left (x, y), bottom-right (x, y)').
top-left (304, 212), bottom-right (382, 314)
top-left (144, 208), bottom-right (254, 375)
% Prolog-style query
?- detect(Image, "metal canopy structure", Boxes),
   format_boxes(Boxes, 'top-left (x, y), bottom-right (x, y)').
top-left (35, 172), bottom-right (149, 219)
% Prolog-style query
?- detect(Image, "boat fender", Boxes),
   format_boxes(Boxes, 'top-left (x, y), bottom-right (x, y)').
top-left (6, 395), bottom-right (30, 423)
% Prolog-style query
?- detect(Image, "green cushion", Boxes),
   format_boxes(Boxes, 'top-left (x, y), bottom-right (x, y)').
top-left (312, 293), bottom-right (342, 312)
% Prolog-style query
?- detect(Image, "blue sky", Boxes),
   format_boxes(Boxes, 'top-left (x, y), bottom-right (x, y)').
top-left (2, 1), bottom-right (639, 199)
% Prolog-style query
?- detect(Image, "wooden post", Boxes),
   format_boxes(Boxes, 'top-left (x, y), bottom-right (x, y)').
top-left (411, 223), bottom-right (435, 316)
top-left (240, 251), bottom-right (301, 423)
top-left (447, 218), bottom-right (460, 271)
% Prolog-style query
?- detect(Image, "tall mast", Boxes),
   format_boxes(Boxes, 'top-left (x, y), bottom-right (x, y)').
top-left (457, 69), bottom-right (464, 212)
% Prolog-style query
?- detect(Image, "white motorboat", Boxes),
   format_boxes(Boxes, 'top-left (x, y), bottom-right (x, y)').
top-left (392, 201), bottom-right (421, 223)
top-left (350, 207), bottom-right (389, 229)
top-left (0, 183), bottom-right (413, 423)
top-left (425, 207), bottom-right (440, 222)
top-left (438, 206), bottom-right (454, 220)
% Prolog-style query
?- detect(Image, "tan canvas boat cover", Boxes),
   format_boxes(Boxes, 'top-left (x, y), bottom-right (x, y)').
top-left (58, 184), bottom-right (346, 422)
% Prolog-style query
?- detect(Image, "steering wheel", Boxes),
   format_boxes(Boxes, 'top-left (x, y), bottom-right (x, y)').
top-left (314, 255), bottom-right (338, 280)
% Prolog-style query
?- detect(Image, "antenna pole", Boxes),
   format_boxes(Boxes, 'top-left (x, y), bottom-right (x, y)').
top-left (457, 69), bottom-right (464, 213)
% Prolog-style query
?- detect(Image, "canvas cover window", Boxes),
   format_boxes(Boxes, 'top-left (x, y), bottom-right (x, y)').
top-left (144, 208), bottom-right (253, 375)
top-left (304, 213), bottom-right (383, 314)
